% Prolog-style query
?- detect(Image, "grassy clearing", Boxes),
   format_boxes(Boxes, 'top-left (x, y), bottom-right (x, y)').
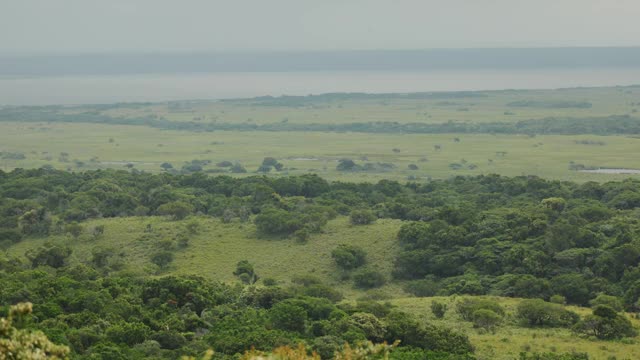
top-left (1, 122), bottom-right (639, 182)
top-left (390, 296), bottom-right (640, 360)
top-left (7, 216), bottom-right (405, 299)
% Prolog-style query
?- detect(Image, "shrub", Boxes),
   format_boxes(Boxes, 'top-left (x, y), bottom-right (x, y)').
top-left (456, 298), bottom-right (504, 321)
top-left (349, 209), bottom-right (377, 225)
top-left (156, 201), bottom-right (194, 220)
top-left (431, 301), bottom-right (447, 319)
top-left (332, 244), bottom-right (367, 270)
top-left (516, 299), bottom-right (579, 328)
top-left (589, 293), bottom-right (624, 312)
top-left (549, 295), bottom-right (566, 305)
top-left (353, 269), bottom-right (386, 289)
top-left (150, 251), bottom-right (174, 269)
top-left (574, 305), bottom-right (637, 340)
top-left (472, 309), bottom-right (501, 331)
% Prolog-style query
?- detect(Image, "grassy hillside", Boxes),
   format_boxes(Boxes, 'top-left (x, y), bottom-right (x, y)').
top-left (6, 216), bottom-right (406, 299)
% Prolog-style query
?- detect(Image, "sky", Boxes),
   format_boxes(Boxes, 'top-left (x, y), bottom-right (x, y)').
top-left (1, 0), bottom-right (640, 54)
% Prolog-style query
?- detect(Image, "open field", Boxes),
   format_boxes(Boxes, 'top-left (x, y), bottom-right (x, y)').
top-left (1, 122), bottom-right (640, 183)
top-left (6, 216), bottom-right (405, 299)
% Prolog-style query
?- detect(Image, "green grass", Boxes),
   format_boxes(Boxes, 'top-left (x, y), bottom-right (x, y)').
top-left (390, 296), bottom-right (640, 360)
top-left (2, 122), bottom-right (640, 183)
top-left (7, 216), bottom-right (405, 299)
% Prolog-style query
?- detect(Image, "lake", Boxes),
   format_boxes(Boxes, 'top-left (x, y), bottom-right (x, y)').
top-left (2, 68), bottom-right (640, 105)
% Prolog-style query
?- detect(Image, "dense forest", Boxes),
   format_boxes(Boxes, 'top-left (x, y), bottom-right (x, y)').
top-left (1, 169), bottom-right (640, 358)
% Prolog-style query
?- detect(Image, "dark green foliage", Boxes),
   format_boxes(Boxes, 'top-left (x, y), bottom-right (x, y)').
top-left (431, 301), bottom-right (447, 319)
top-left (25, 242), bottom-right (72, 268)
top-left (234, 260), bottom-right (259, 284)
top-left (353, 269), bottom-right (387, 289)
top-left (573, 305), bottom-right (637, 340)
top-left (589, 293), bottom-right (624, 312)
top-left (150, 251), bottom-right (174, 269)
top-left (516, 299), bottom-right (580, 328)
top-left (269, 300), bottom-right (307, 332)
top-left (331, 244), bottom-right (367, 270)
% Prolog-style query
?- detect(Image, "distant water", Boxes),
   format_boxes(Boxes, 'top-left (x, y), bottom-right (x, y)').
top-left (1, 68), bottom-right (640, 105)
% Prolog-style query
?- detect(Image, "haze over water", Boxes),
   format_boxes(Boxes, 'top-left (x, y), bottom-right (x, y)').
top-left (2, 48), bottom-right (640, 105)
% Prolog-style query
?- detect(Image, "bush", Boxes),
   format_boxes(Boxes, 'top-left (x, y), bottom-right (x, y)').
top-left (350, 209), bottom-right (377, 225)
top-left (456, 298), bottom-right (504, 322)
top-left (150, 251), bottom-right (174, 269)
top-left (472, 309), bottom-right (501, 331)
top-left (431, 301), bottom-right (447, 319)
top-left (156, 201), bottom-right (194, 220)
top-left (549, 295), bottom-right (566, 305)
top-left (516, 299), bottom-right (579, 328)
top-left (331, 244), bottom-right (367, 270)
top-left (353, 269), bottom-right (386, 289)
top-left (589, 293), bottom-right (624, 312)
top-left (574, 305), bottom-right (637, 340)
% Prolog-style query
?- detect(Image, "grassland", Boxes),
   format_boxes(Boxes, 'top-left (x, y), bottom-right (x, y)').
top-left (2, 86), bottom-right (640, 182)
top-left (1, 122), bottom-right (639, 183)
top-left (391, 296), bottom-right (640, 360)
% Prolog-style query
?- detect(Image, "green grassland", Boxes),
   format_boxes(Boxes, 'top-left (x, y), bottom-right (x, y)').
top-left (98, 86), bottom-right (640, 125)
top-left (6, 216), bottom-right (405, 299)
top-left (391, 296), bottom-right (640, 360)
top-left (1, 122), bottom-right (639, 183)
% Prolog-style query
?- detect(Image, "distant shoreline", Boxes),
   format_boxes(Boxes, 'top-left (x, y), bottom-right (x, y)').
top-left (2, 47), bottom-right (640, 78)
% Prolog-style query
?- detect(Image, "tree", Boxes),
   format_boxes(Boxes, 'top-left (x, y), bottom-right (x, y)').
top-left (431, 301), bottom-right (447, 319)
top-left (156, 201), bottom-right (194, 220)
top-left (353, 269), bottom-right (386, 289)
top-left (234, 260), bottom-right (259, 284)
top-left (516, 299), bottom-right (579, 328)
top-left (456, 298), bottom-right (505, 322)
top-left (64, 222), bottom-right (84, 238)
top-left (0, 303), bottom-right (70, 359)
top-left (151, 251), bottom-right (174, 269)
top-left (160, 162), bottom-right (173, 170)
top-left (25, 242), bottom-right (72, 268)
top-left (332, 244), bottom-right (367, 270)
top-left (574, 305), bottom-right (637, 340)
top-left (349, 210), bottom-right (376, 225)
top-left (472, 309), bottom-right (501, 331)
top-left (269, 300), bottom-right (307, 332)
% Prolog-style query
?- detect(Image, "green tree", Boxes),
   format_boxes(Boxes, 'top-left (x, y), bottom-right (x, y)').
top-left (156, 201), bottom-right (194, 220)
top-left (574, 305), bottom-right (637, 340)
top-left (350, 209), bottom-right (377, 225)
top-left (430, 301), bottom-right (447, 319)
top-left (332, 244), bottom-right (367, 270)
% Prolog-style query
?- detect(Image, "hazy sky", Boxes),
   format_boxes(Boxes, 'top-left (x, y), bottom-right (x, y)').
top-left (2, 0), bottom-right (640, 53)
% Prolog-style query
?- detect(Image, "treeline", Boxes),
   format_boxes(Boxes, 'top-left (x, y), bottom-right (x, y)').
top-left (2, 107), bottom-right (640, 135)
